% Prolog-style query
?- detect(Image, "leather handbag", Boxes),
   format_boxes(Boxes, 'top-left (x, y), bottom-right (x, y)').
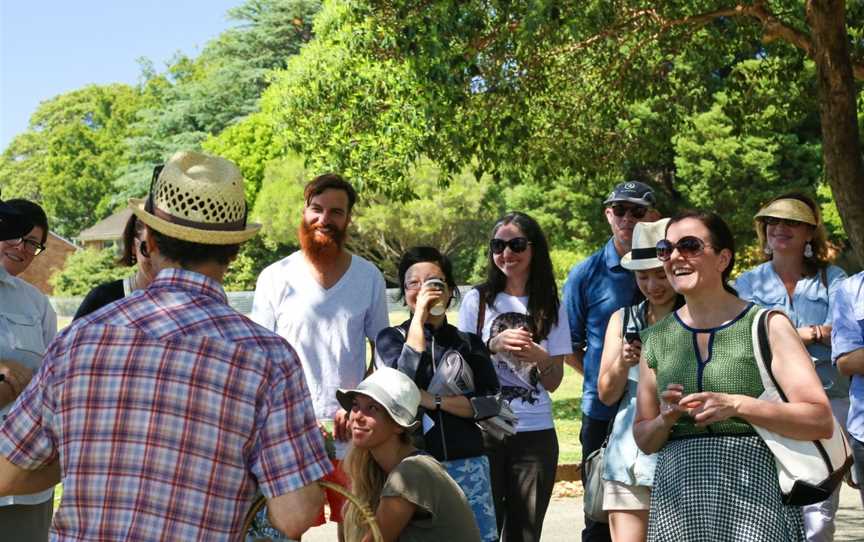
top-left (750, 309), bottom-right (853, 506)
top-left (581, 439), bottom-right (609, 523)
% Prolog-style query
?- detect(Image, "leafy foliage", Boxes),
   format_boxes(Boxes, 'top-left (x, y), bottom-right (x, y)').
top-left (0, 84), bottom-right (149, 237)
top-left (50, 249), bottom-right (132, 297)
top-left (223, 235), bottom-right (295, 291)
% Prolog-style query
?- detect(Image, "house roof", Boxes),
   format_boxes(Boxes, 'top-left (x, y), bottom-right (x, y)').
top-left (49, 232), bottom-right (78, 249)
top-left (76, 208), bottom-right (133, 242)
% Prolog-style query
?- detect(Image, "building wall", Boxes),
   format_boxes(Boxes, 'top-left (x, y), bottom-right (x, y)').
top-left (19, 233), bottom-right (77, 295)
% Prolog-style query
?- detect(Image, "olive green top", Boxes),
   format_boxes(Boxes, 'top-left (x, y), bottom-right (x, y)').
top-left (642, 303), bottom-right (764, 439)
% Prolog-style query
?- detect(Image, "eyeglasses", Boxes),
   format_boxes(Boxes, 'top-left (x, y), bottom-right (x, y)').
top-left (656, 236), bottom-right (713, 261)
top-left (610, 204), bottom-right (648, 219)
top-left (10, 237), bottom-right (45, 256)
top-left (490, 237), bottom-right (532, 254)
top-left (763, 216), bottom-right (806, 228)
top-left (404, 278), bottom-right (447, 291)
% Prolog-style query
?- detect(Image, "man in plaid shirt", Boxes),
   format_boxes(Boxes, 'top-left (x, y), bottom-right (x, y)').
top-left (0, 151), bottom-right (332, 541)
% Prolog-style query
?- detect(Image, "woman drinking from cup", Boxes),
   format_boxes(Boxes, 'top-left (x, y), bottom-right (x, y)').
top-left (376, 246), bottom-right (500, 542)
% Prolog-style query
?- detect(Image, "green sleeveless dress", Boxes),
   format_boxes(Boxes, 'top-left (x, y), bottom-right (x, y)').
top-left (641, 304), bottom-right (804, 541)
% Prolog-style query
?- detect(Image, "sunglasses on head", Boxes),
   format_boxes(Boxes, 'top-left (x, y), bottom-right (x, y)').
top-left (610, 204), bottom-right (648, 219)
top-left (763, 216), bottom-right (806, 228)
top-left (490, 237), bottom-right (532, 254)
top-left (656, 236), bottom-right (712, 261)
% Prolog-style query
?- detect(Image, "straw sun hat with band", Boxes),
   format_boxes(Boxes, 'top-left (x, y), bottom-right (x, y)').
top-left (129, 151), bottom-right (261, 245)
top-left (620, 218), bottom-right (671, 271)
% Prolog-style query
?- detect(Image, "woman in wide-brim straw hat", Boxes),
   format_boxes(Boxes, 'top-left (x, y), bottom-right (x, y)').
top-left (596, 218), bottom-right (683, 542)
top-left (338, 367), bottom-right (482, 542)
top-left (735, 192), bottom-right (849, 540)
top-left (129, 150), bottom-right (260, 247)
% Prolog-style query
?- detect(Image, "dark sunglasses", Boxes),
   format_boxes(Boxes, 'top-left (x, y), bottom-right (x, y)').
top-left (490, 237), bottom-right (532, 254)
top-left (610, 204), bottom-right (648, 219)
top-left (656, 236), bottom-right (713, 261)
top-left (763, 216), bottom-right (806, 228)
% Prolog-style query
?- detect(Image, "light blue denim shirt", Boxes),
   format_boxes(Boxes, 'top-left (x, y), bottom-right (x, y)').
top-left (602, 303), bottom-right (657, 487)
top-left (0, 265), bottom-right (57, 506)
top-left (735, 262), bottom-right (848, 398)
top-left (832, 272), bottom-right (864, 442)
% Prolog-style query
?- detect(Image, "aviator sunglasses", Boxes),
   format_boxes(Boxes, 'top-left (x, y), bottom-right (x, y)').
top-left (490, 237), bottom-right (532, 254)
top-left (656, 236), bottom-right (713, 261)
top-left (610, 204), bottom-right (648, 219)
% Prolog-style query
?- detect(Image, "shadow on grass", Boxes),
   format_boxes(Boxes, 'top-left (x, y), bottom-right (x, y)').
top-left (552, 396), bottom-right (583, 420)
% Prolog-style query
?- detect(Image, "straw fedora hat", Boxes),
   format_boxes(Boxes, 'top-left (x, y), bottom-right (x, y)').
top-left (337, 367), bottom-right (421, 429)
top-left (129, 151), bottom-right (261, 245)
top-left (621, 218), bottom-right (670, 271)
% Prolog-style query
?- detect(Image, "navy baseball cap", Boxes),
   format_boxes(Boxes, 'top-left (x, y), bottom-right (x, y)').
top-left (0, 195), bottom-right (33, 241)
top-left (603, 181), bottom-right (656, 208)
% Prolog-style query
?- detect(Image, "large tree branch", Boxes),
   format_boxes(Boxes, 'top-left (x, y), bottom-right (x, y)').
top-left (558, 2), bottom-right (864, 80)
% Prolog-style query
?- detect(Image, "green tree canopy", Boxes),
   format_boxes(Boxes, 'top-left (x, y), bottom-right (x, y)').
top-left (0, 84), bottom-right (149, 236)
top-left (263, 0), bottom-right (863, 262)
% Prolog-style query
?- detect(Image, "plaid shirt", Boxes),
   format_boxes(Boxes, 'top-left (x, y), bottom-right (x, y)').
top-left (0, 269), bottom-right (331, 541)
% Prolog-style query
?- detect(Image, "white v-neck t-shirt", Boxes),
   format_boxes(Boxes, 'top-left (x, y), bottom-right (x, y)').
top-left (251, 252), bottom-right (389, 427)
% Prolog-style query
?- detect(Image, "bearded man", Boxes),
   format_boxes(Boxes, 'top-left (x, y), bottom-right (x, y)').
top-left (251, 173), bottom-right (389, 534)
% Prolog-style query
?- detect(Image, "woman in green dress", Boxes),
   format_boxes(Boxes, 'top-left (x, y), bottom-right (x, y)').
top-left (633, 210), bottom-right (833, 542)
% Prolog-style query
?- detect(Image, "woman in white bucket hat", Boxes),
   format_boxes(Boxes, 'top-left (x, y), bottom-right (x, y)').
top-left (338, 367), bottom-right (481, 542)
top-left (596, 218), bottom-right (682, 541)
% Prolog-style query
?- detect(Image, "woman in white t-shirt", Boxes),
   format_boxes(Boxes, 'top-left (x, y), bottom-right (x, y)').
top-left (458, 211), bottom-right (572, 542)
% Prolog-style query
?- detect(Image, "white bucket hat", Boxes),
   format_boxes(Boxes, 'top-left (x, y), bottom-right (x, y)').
top-left (621, 218), bottom-right (670, 271)
top-left (336, 367), bottom-right (421, 429)
top-left (129, 151), bottom-right (261, 245)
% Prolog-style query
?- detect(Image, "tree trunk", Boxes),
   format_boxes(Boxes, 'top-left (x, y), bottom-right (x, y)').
top-left (807, 0), bottom-right (864, 266)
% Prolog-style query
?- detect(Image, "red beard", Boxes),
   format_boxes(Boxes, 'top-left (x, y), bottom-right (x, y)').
top-left (298, 219), bottom-right (346, 266)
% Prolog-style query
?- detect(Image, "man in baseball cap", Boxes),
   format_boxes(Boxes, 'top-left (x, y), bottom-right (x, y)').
top-left (0, 151), bottom-right (332, 541)
top-left (563, 180), bottom-right (658, 542)
top-left (603, 180), bottom-right (656, 208)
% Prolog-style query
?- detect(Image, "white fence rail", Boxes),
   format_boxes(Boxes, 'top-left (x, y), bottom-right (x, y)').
top-left (50, 287), bottom-right (474, 318)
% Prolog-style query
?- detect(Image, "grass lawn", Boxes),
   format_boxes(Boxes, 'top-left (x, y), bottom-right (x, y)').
top-left (551, 366), bottom-right (583, 464)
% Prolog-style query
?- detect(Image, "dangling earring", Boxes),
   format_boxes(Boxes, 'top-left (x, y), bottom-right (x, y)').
top-left (763, 245), bottom-right (773, 256)
top-left (804, 242), bottom-right (814, 259)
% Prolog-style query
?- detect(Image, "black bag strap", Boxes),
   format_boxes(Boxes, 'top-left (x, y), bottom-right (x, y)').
top-left (476, 288), bottom-right (486, 336)
top-left (621, 305), bottom-right (631, 336)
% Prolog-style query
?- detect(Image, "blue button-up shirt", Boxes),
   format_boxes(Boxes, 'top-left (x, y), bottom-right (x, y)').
top-left (563, 238), bottom-right (638, 420)
top-left (735, 262), bottom-right (848, 398)
top-left (832, 271), bottom-right (864, 442)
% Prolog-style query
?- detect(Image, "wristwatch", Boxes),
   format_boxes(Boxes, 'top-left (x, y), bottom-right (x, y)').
top-left (434, 394), bottom-right (442, 411)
